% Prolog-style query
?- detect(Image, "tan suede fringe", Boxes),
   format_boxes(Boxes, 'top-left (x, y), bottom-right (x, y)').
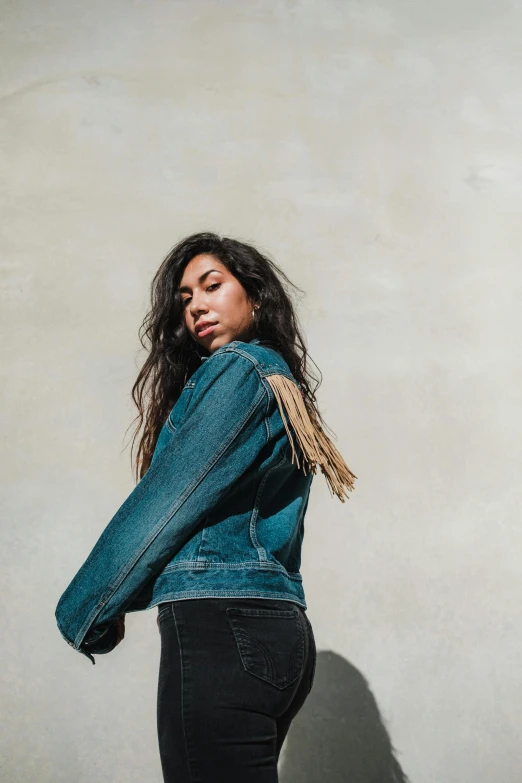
top-left (265, 374), bottom-right (358, 503)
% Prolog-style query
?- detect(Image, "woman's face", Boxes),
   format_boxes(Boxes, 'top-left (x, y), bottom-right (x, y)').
top-left (179, 254), bottom-right (257, 353)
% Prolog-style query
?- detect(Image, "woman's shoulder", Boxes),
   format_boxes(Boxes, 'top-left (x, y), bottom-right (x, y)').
top-left (213, 339), bottom-right (296, 384)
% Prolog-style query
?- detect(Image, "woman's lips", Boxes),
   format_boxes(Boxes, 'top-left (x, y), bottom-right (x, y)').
top-left (197, 323), bottom-right (217, 338)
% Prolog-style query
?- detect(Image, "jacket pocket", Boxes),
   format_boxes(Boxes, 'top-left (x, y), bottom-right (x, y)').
top-left (167, 380), bottom-right (196, 431)
top-left (226, 606), bottom-right (305, 690)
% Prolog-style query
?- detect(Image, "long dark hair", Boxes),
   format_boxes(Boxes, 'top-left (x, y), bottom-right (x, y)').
top-left (127, 232), bottom-right (334, 483)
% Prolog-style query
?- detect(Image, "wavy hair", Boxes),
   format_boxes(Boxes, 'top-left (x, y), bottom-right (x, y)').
top-left (127, 231), bottom-right (336, 483)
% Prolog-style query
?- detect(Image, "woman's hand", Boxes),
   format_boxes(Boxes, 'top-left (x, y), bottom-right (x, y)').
top-left (113, 614), bottom-right (126, 647)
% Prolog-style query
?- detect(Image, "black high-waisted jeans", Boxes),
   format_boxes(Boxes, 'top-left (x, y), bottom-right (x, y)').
top-left (156, 597), bottom-right (316, 782)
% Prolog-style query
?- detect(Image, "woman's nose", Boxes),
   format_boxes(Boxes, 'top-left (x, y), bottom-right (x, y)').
top-left (189, 297), bottom-right (208, 317)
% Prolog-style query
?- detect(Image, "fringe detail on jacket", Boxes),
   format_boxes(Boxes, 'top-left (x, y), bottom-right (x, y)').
top-left (265, 374), bottom-right (358, 503)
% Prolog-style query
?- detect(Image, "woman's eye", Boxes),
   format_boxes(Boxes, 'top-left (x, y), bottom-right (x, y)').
top-left (181, 283), bottom-right (220, 308)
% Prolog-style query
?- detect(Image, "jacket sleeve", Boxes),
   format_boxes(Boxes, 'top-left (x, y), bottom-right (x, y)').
top-left (54, 350), bottom-right (268, 664)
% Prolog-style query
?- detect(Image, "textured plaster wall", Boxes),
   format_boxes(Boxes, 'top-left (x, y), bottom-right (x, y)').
top-left (1, 1), bottom-right (521, 781)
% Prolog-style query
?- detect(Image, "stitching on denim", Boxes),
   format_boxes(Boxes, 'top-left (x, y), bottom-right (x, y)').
top-left (229, 625), bottom-right (276, 681)
top-left (288, 622), bottom-right (305, 680)
top-left (171, 604), bottom-right (195, 783)
top-left (226, 607), bottom-right (297, 618)
top-left (224, 345), bottom-right (295, 382)
top-left (196, 343), bottom-right (294, 387)
top-left (257, 367), bottom-right (295, 382)
top-left (227, 613), bottom-right (304, 688)
top-left (263, 377), bottom-right (272, 440)
top-left (74, 381), bottom-right (267, 647)
top-left (148, 590), bottom-right (306, 603)
top-left (195, 516), bottom-right (208, 562)
top-left (302, 612), bottom-right (316, 692)
top-left (161, 560), bottom-right (302, 580)
top-left (285, 609), bottom-right (306, 685)
top-left (249, 451), bottom-right (288, 562)
top-left (157, 604), bottom-right (171, 620)
top-left (166, 382), bottom-right (195, 431)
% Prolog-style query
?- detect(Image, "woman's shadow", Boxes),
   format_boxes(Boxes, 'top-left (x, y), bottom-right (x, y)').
top-left (279, 651), bottom-right (411, 782)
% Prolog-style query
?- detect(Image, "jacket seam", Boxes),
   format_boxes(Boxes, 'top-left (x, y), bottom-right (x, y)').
top-left (150, 590), bottom-right (306, 604)
top-left (73, 378), bottom-right (267, 649)
top-left (195, 343), bottom-right (296, 389)
top-left (161, 560), bottom-right (303, 581)
top-left (263, 374), bottom-right (272, 440)
top-left (222, 344), bottom-right (296, 383)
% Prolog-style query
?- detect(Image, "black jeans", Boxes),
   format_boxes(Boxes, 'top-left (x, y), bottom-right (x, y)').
top-left (156, 597), bottom-right (316, 782)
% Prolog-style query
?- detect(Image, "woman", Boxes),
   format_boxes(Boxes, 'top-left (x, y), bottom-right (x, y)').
top-left (55, 232), bottom-right (357, 781)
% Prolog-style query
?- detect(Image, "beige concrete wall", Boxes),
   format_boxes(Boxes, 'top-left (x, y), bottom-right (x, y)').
top-left (2, 1), bottom-right (521, 781)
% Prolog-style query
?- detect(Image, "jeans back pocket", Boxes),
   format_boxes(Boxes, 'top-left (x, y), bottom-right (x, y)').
top-left (226, 606), bottom-right (305, 690)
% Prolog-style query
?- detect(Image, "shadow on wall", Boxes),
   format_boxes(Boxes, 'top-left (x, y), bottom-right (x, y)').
top-left (279, 651), bottom-right (411, 783)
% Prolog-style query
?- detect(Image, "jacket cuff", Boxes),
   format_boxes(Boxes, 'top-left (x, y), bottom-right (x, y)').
top-left (83, 622), bottom-right (119, 655)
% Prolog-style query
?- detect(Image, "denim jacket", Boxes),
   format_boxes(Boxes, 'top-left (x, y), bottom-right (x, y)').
top-left (55, 337), bottom-right (356, 664)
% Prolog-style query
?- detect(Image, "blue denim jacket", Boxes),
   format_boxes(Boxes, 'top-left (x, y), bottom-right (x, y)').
top-left (55, 337), bottom-right (355, 664)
